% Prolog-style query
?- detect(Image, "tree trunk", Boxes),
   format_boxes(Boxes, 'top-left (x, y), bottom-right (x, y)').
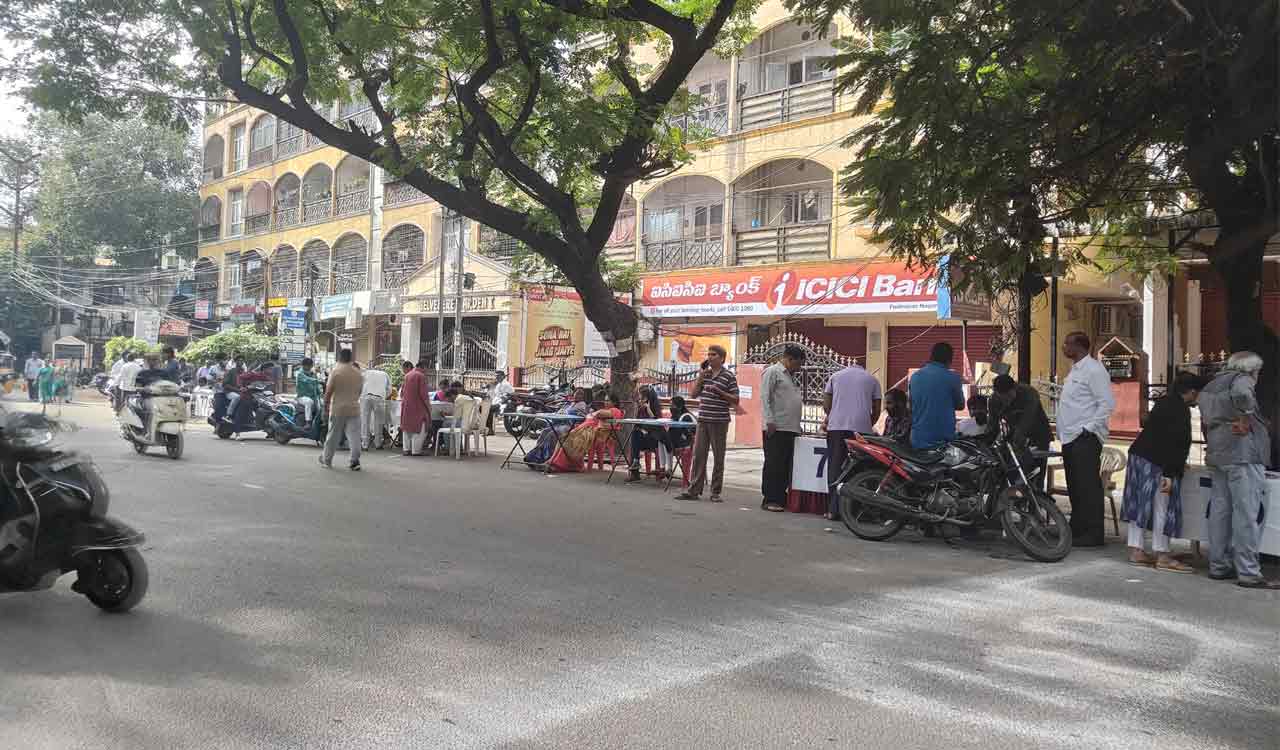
top-left (1016, 283), bottom-right (1034, 385)
top-left (569, 264), bottom-right (640, 409)
top-left (1210, 230), bottom-right (1279, 467)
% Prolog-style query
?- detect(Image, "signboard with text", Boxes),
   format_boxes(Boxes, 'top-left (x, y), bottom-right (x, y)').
top-left (158, 319), bottom-right (190, 338)
top-left (134, 309), bottom-right (162, 345)
top-left (936, 255), bottom-right (993, 321)
top-left (194, 299), bottom-right (212, 320)
top-left (638, 261), bottom-right (938, 318)
top-left (277, 308), bottom-right (307, 364)
top-left (790, 436), bottom-right (831, 494)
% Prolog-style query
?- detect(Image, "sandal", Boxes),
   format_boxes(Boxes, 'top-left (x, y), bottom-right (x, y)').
top-left (1155, 558), bottom-right (1194, 574)
top-left (1127, 554), bottom-right (1157, 568)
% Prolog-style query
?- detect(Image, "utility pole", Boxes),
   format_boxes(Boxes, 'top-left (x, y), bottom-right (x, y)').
top-left (0, 145), bottom-right (40, 340)
top-left (436, 212), bottom-right (448, 375)
top-left (453, 218), bottom-right (465, 379)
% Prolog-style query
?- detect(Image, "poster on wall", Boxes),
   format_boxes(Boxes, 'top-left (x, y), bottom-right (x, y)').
top-left (134, 308), bottom-right (162, 345)
top-left (535, 325), bottom-right (576, 360)
top-left (657, 324), bottom-right (735, 367)
top-left (582, 322), bottom-right (611, 365)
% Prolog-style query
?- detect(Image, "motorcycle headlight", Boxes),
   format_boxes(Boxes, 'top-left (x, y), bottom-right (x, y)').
top-left (942, 445), bottom-right (966, 465)
top-left (9, 425), bottom-right (54, 449)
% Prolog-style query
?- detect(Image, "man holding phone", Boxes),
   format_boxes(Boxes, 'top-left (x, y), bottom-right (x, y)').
top-left (676, 344), bottom-right (739, 503)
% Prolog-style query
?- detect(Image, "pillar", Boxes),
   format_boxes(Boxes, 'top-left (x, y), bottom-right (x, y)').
top-left (1142, 275), bottom-right (1169, 384)
top-left (1185, 279), bottom-right (1201, 361)
top-left (401, 316), bottom-right (420, 364)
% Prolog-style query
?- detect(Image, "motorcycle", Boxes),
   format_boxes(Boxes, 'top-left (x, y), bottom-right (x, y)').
top-left (116, 380), bottom-right (187, 459)
top-left (92, 372), bottom-right (112, 398)
top-left (0, 410), bottom-right (149, 612)
top-left (503, 382), bottom-right (572, 437)
top-left (265, 397), bottom-right (325, 446)
top-left (833, 425), bottom-right (1071, 562)
top-left (215, 382), bottom-right (279, 440)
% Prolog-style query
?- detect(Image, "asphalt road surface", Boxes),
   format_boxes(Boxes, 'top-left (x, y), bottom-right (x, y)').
top-left (2, 397), bottom-right (1277, 749)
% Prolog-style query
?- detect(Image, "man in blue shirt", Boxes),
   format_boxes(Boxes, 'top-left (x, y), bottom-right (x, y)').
top-left (909, 342), bottom-right (965, 450)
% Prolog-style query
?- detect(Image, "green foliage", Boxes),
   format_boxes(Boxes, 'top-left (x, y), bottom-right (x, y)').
top-left (376, 361), bottom-right (406, 391)
top-left (180, 326), bottom-right (277, 365)
top-left (508, 247), bottom-right (641, 295)
top-left (104, 337), bottom-right (159, 363)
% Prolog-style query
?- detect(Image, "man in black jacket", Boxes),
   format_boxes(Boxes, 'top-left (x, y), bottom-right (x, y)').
top-left (989, 375), bottom-right (1052, 488)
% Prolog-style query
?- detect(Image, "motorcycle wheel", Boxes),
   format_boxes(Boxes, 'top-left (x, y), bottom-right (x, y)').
top-left (1001, 488), bottom-right (1072, 562)
top-left (503, 414), bottom-right (525, 438)
top-left (79, 548), bottom-right (149, 613)
top-left (215, 422), bottom-right (233, 439)
top-left (839, 470), bottom-right (906, 542)
top-left (131, 439), bottom-right (147, 455)
top-left (165, 432), bottom-right (183, 459)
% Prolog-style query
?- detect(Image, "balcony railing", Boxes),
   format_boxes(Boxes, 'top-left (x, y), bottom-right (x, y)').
top-left (301, 198), bottom-right (332, 223)
top-left (248, 147), bottom-right (273, 168)
top-left (202, 166), bottom-right (223, 183)
top-left (227, 221), bottom-right (244, 238)
top-left (381, 264), bottom-right (421, 292)
top-left (274, 205), bottom-right (300, 229)
top-left (739, 77), bottom-right (835, 132)
top-left (276, 135), bottom-right (304, 158)
top-left (198, 224), bottom-right (221, 242)
top-left (734, 221), bottom-right (830, 265)
top-left (603, 242), bottom-right (637, 265)
top-left (335, 190), bottom-right (370, 216)
top-left (384, 180), bottom-right (429, 207)
top-left (340, 109), bottom-right (376, 133)
top-left (244, 213), bottom-right (270, 235)
top-left (332, 271), bottom-right (368, 294)
top-left (643, 238), bottom-right (725, 270)
top-left (672, 104), bottom-right (729, 141)
top-left (305, 132), bottom-right (326, 150)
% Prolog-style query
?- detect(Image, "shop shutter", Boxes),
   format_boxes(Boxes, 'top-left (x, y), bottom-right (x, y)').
top-left (786, 319), bottom-right (867, 360)
top-left (886, 325), bottom-right (1000, 391)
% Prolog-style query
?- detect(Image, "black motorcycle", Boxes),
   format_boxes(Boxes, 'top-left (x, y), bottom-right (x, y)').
top-left (834, 425), bottom-right (1071, 562)
top-left (0, 411), bottom-right (149, 611)
top-left (503, 383), bottom-right (572, 437)
top-left (215, 382), bottom-right (279, 440)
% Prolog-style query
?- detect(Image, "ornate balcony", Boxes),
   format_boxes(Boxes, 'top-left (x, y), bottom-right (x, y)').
top-left (643, 238), bottom-right (724, 270)
top-left (302, 198), bottom-right (332, 223)
top-left (244, 213), bottom-right (270, 236)
top-left (672, 104), bottom-right (729, 141)
top-left (248, 147), bottom-right (273, 168)
top-left (276, 135), bottom-right (304, 158)
top-left (198, 223), bottom-right (221, 242)
top-left (335, 190), bottom-right (370, 217)
top-left (274, 205), bottom-right (300, 229)
top-left (384, 180), bottom-right (430, 207)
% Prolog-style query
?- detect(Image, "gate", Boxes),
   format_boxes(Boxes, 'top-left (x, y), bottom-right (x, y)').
top-left (422, 325), bottom-right (499, 374)
top-left (743, 332), bottom-right (858, 433)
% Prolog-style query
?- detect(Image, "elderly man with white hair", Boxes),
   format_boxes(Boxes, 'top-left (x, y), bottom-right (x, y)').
top-left (1198, 351), bottom-right (1277, 589)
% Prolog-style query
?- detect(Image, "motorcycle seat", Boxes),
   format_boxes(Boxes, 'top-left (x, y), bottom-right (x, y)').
top-left (860, 435), bottom-right (944, 464)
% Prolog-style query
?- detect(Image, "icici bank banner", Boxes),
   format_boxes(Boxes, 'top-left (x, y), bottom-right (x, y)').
top-left (638, 261), bottom-right (938, 318)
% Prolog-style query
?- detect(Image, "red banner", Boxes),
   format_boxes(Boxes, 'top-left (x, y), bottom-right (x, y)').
top-left (638, 261), bottom-right (938, 318)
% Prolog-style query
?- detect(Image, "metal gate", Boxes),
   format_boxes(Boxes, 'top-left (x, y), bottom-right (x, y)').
top-left (743, 332), bottom-right (857, 433)
top-left (421, 325), bottom-right (499, 374)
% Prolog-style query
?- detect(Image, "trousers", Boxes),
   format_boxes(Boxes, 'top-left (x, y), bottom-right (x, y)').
top-left (687, 420), bottom-right (729, 498)
top-left (825, 430), bottom-right (856, 516)
top-left (360, 395), bottom-right (385, 448)
top-left (1062, 431), bottom-right (1104, 541)
top-left (404, 425), bottom-right (429, 455)
top-left (761, 431), bottom-right (798, 505)
top-left (1207, 463), bottom-right (1266, 579)
top-left (323, 414), bottom-right (362, 466)
top-left (296, 396), bottom-right (315, 423)
top-left (1127, 488), bottom-right (1172, 553)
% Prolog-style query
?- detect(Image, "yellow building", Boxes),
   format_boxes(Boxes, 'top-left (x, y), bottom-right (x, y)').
top-left (197, 1), bottom-right (1145, 390)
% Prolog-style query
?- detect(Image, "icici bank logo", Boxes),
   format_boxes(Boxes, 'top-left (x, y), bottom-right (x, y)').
top-left (768, 271), bottom-right (794, 310)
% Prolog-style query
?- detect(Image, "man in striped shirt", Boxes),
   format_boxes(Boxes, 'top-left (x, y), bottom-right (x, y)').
top-left (677, 345), bottom-right (739, 503)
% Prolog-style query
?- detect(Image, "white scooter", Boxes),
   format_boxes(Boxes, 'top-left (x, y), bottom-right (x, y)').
top-left (117, 381), bottom-right (187, 459)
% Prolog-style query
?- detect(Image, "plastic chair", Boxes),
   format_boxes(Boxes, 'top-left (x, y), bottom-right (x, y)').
top-left (435, 396), bottom-right (476, 459)
top-left (1100, 447), bottom-right (1126, 537)
top-left (462, 399), bottom-right (491, 457)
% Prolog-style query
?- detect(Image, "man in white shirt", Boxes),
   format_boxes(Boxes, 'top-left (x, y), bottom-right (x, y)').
top-left (24, 352), bottom-right (45, 402)
top-left (360, 364), bottom-right (392, 450)
top-left (1057, 331), bottom-right (1117, 547)
top-left (489, 370), bottom-right (515, 435)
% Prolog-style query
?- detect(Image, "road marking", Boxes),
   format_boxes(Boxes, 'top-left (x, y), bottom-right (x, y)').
top-left (243, 483), bottom-right (265, 489)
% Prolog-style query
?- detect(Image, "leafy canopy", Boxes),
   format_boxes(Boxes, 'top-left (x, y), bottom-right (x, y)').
top-left (180, 325), bottom-right (277, 365)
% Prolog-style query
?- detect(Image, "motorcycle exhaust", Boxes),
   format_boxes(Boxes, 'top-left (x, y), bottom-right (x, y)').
top-left (841, 485), bottom-right (972, 526)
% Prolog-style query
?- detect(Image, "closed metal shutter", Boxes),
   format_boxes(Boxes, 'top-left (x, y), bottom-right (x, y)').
top-left (886, 325), bottom-right (1001, 391)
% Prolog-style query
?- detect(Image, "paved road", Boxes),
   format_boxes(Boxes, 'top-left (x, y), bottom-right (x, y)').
top-left (2, 397), bottom-right (1276, 749)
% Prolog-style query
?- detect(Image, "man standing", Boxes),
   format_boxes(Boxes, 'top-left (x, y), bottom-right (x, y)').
top-left (320, 348), bottom-right (364, 471)
top-left (400, 359), bottom-right (431, 456)
top-left (822, 356), bottom-right (882, 520)
top-left (676, 344), bottom-right (739, 503)
top-left (1198, 351), bottom-right (1277, 589)
top-left (1057, 331), bottom-right (1116, 547)
top-left (489, 370), bottom-right (514, 435)
top-left (760, 344), bottom-right (806, 512)
top-left (909, 342), bottom-right (965, 450)
top-left (360, 363), bottom-right (392, 450)
top-left (24, 351), bottom-right (44, 402)
top-left (161, 346), bottom-right (181, 381)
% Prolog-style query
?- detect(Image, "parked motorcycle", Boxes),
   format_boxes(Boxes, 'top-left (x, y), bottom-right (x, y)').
top-left (116, 380), bottom-right (186, 459)
top-left (503, 383), bottom-right (572, 437)
top-left (0, 410), bottom-right (149, 612)
top-left (215, 382), bottom-right (279, 440)
top-left (833, 425), bottom-right (1071, 562)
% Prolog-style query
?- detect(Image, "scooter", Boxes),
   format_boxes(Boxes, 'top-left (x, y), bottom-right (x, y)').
top-left (216, 382), bottom-right (278, 440)
top-left (503, 382), bottom-right (572, 437)
top-left (0, 410), bottom-right (149, 612)
top-left (116, 381), bottom-right (186, 459)
top-left (266, 397), bottom-right (325, 446)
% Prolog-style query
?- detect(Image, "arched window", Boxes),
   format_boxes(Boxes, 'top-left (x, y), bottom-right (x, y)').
top-left (641, 176), bottom-right (725, 270)
top-left (276, 117), bottom-right (304, 158)
top-left (249, 115), bottom-right (275, 166)
top-left (245, 182), bottom-right (272, 235)
top-left (381, 225), bottom-right (425, 290)
top-left (270, 245), bottom-right (298, 298)
top-left (301, 164), bottom-right (333, 222)
top-left (241, 249), bottom-right (266, 301)
top-left (731, 158), bottom-right (833, 264)
top-left (199, 196), bottom-right (222, 242)
top-left (202, 135), bottom-right (224, 181)
top-left (335, 156), bottom-right (370, 216)
top-left (194, 257), bottom-right (219, 302)
top-left (331, 233), bottom-right (368, 294)
top-left (273, 174), bottom-right (301, 228)
top-left (300, 239), bottom-right (331, 297)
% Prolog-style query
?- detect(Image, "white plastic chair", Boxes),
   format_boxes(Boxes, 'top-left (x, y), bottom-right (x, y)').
top-left (462, 399), bottom-right (491, 457)
top-left (435, 396), bottom-right (476, 459)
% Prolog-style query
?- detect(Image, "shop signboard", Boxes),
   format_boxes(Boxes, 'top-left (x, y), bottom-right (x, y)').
top-left (134, 308), bottom-right (162, 345)
top-left (318, 293), bottom-right (354, 320)
top-left (194, 299), bottom-right (212, 320)
top-left (267, 297), bottom-right (289, 310)
top-left (657, 324), bottom-right (736, 366)
top-left (286, 297), bottom-right (309, 310)
top-left (582, 322), bottom-right (612, 365)
top-left (277, 308), bottom-right (307, 364)
top-left (935, 255), bottom-right (992, 321)
top-left (230, 304), bottom-right (258, 324)
top-left (637, 261), bottom-right (939, 318)
top-left (369, 290), bottom-right (404, 316)
top-left (220, 320), bottom-right (238, 332)
top-left (403, 294), bottom-right (508, 315)
top-left (158, 319), bottom-right (190, 337)
top-left (790, 436), bottom-right (831, 494)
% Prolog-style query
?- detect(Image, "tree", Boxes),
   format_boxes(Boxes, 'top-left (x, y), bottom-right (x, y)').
top-left (180, 326), bottom-right (277, 365)
top-left (24, 113), bottom-right (200, 270)
top-left (4, 0), bottom-right (760, 400)
top-left (0, 136), bottom-right (43, 347)
top-left (104, 336), bottom-right (160, 364)
top-left (790, 0), bottom-right (1277, 454)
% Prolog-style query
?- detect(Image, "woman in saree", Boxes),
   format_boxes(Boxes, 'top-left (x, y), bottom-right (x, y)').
top-left (549, 392), bottom-right (625, 473)
top-left (523, 388), bottom-right (590, 468)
